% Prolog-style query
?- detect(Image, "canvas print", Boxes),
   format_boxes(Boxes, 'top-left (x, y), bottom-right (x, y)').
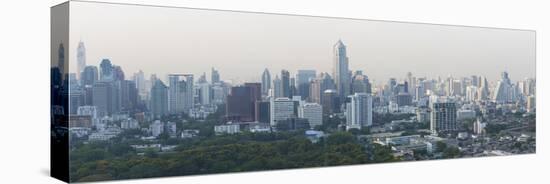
top-left (51, 1), bottom-right (536, 182)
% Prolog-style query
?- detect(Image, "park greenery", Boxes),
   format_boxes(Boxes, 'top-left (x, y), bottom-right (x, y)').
top-left (68, 106), bottom-right (405, 182)
top-left (70, 130), bottom-right (398, 182)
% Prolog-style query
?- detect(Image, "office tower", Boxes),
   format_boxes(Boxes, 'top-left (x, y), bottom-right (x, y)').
top-left (270, 97), bottom-right (295, 126)
top-left (415, 85), bottom-right (426, 101)
top-left (321, 89), bottom-right (339, 114)
top-left (527, 95), bottom-right (536, 112)
top-left (298, 103), bottom-right (323, 128)
top-left (471, 75), bottom-right (479, 87)
top-left (133, 70), bottom-right (146, 97)
top-left (478, 76), bottom-right (490, 100)
top-left (430, 97), bottom-right (457, 135)
top-left (92, 81), bottom-right (117, 117)
top-left (333, 40), bottom-right (351, 99)
top-left (255, 101), bottom-right (270, 123)
top-left (273, 75), bottom-right (283, 98)
top-left (198, 72), bottom-right (207, 84)
top-left (519, 78), bottom-right (536, 96)
top-left (211, 83), bottom-right (228, 105)
top-left (465, 86), bottom-right (478, 102)
top-left (80, 66), bottom-right (98, 86)
top-left (150, 80), bottom-right (169, 118)
top-left (281, 70), bottom-right (291, 97)
top-left (309, 73), bottom-right (336, 104)
top-left (198, 82), bottom-right (211, 105)
top-left (493, 71), bottom-right (513, 103)
top-left (120, 80), bottom-right (138, 112)
top-left (296, 70), bottom-right (315, 100)
top-left (113, 66), bottom-right (125, 81)
top-left (309, 79), bottom-right (322, 104)
top-left (245, 83), bottom-right (261, 102)
top-left (351, 70), bottom-right (372, 94)
top-left (69, 89), bottom-right (85, 115)
top-left (345, 93), bottom-right (373, 130)
top-left (406, 72), bottom-right (416, 98)
top-left (183, 75), bottom-right (194, 111)
top-left (76, 41), bottom-right (86, 80)
top-left (450, 79), bottom-right (462, 96)
top-left (99, 59), bottom-right (114, 81)
top-left (226, 86), bottom-right (255, 122)
top-left (168, 75), bottom-right (183, 113)
top-left (261, 68), bottom-right (271, 97)
top-left (396, 93), bottom-right (412, 106)
top-left (385, 78), bottom-right (398, 100)
top-left (211, 67), bottom-right (220, 84)
top-left (290, 77), bottom-right (297, 98)
top-left (167, 74), bottom-right (193, 113)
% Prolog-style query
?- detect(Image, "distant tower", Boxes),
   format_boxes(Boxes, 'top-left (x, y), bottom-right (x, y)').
top-left (99, 59), bottom-right (114, 81)
top-left (430, 97), bottom-right (457, 135)
top-left (345, 93), bottom-right (373, 130)
top-left (281, 70), bottom-right (291, 97)
top-left (81, 66), bottom-right (98, 86)
top-left (493, 71), bottom-right (513, 103)
top-left (151, 79), bottom-right (169, 118)
top-left (273, 75), bottom-right (283, 98)
top-left (211, 67), bottom-right (220, 83)
top-left (296, 70), bottom-right (316, 100)
top-left (261, 68), bottom-right (271, 97)
top-left (333, 40), bottom-right (350, 100)
top-left (76, 41), bottom-right (86, 80)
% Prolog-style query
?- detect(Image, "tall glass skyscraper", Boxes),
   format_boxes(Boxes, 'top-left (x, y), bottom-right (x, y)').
top-left (77, 41), bottom-right (86, 80)
top-left (333, 40), bottom-right (350, 100)
top-left (261, 68), bottom-right (271, 97)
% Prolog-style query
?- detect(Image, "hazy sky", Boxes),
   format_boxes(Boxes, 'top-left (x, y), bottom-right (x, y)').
top-left (68, 1), bottom-right (535, 85)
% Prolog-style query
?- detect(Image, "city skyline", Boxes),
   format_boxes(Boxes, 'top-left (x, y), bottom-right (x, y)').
top-left (66, 2), bottom-right (535, 84)
top-left (51, 1), bottom-right (536, 182)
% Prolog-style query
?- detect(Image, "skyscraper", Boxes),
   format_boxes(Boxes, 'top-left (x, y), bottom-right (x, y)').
top-left (133, 70), bottom-right (147, 98)
top-left (298, 103), bottom-right (323, 128)
top-left (183, 75), bottom-right (194, 112)
top-left (281, 70), bottom-right (291, 98)
top-left (168, 74), bottom-right (193, 114)
top-left (80, 66), bottom-right (98, 86)
top-left (493, 71), bottom-right (513, 103)
top-left (296, 70), bottom-right (316, 100)
top-left (309, 73), bottom-right (336, 104)
top-left (430, 97), bottom-right (457, 135)
top-left (211, 67), bottom-right (220, 84)
top-left (270, 97), bottom-right (295, 126)
top-left (273, 75), bottom-right (283, 98)
top-left (198, 82), bottom-right (211, 105)
top-left (120, 80), bottom-right (138, 112)
top-left (76, 41), bottom-right (86, 80)
top-left (99, 59), bottom-right (114, 81)
top-left (226, 86), bottom-right (255, 122)
top-left (321, 89), bottom-right (339, 114)
top-left (333, 40), bottom-right (350, 100)
top-left (351, 70), bottom-right (372, 94)
top-left (345, 93), bottom-right (373, 130)
top-left (92, 81), bottom-right (117, 117)
top-left (261, 68), bottom-right (271, 97)
top-left (150, 80), bottom-right (169, 118)
top-left (168, 75), bottom-right (184, 113)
